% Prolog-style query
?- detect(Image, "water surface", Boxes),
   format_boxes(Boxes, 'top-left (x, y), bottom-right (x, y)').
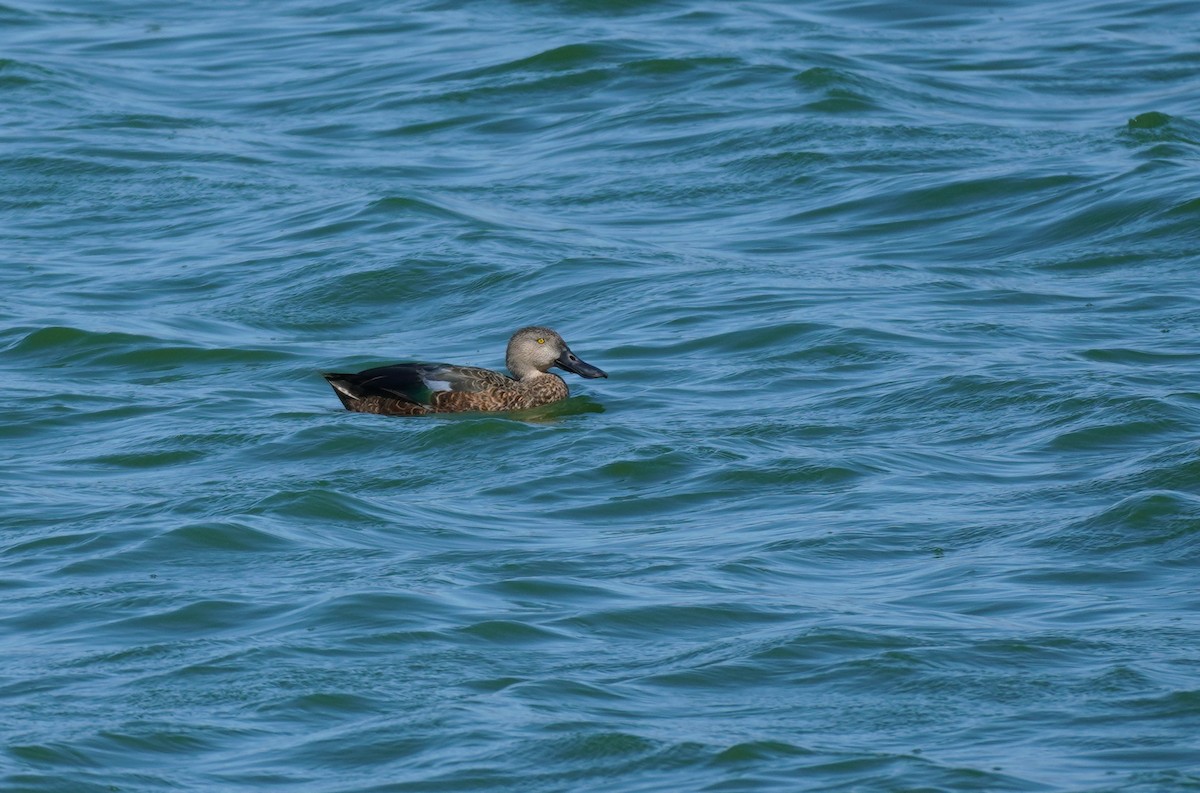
top-left (3, 1), bottom-right (1200, 791)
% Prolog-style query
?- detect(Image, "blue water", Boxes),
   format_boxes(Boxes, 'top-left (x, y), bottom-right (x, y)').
top-left (3, 1), bottom-right (1200, 791)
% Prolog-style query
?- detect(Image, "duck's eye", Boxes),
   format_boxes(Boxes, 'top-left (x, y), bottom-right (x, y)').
top-left (536, 338), bottom-right (545, 344)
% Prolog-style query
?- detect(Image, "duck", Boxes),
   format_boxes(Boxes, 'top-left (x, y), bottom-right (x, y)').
top-left (322, 326), bottom-right (607, 416)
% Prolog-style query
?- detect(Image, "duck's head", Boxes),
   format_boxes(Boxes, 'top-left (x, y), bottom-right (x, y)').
top-left (506, 326), bottom-right (608, 381)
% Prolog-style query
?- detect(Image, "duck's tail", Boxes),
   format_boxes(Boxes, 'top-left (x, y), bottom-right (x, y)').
top-left (322, 373), bottom-right (364, 410)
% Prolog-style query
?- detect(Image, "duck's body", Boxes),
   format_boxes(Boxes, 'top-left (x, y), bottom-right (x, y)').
top-left (323, 362), bottom-right (571, 416)
top-left (322, 326), bottom-right (606, 416)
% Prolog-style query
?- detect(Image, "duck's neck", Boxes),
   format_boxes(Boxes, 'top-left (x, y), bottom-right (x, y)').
top-left (510, 368), bottom-right (555, 384)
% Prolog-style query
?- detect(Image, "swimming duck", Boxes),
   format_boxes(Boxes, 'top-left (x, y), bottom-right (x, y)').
top-left (322, 326), bottom-right (607, 416)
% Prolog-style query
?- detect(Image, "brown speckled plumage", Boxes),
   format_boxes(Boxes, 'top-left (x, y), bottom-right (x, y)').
top-left (322, 326), bottom-right (606, 417)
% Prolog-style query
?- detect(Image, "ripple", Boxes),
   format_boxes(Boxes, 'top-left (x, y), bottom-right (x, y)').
top-left (1047, 490), bottom-right (1200, 557)
top-left (2, 325), bottom-right (295, 371)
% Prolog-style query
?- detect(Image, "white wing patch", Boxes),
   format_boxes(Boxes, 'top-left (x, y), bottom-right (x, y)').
top-left (423, 378), bottom-right (454, 392)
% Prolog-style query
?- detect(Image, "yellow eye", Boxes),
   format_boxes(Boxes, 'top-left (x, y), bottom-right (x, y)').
top-left (536, 338), bottom-right (545, 344)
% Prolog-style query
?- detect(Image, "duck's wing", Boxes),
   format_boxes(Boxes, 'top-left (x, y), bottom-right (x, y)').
top-left (323, 363), bottom-right (509, 408)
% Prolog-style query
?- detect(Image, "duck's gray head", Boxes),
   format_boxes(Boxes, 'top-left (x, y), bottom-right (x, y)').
top-left (506, 326), bottom-right (608, 381)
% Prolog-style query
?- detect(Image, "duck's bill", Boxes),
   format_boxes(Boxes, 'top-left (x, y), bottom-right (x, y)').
top-left (556, 349), bottom-right (608, 379)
